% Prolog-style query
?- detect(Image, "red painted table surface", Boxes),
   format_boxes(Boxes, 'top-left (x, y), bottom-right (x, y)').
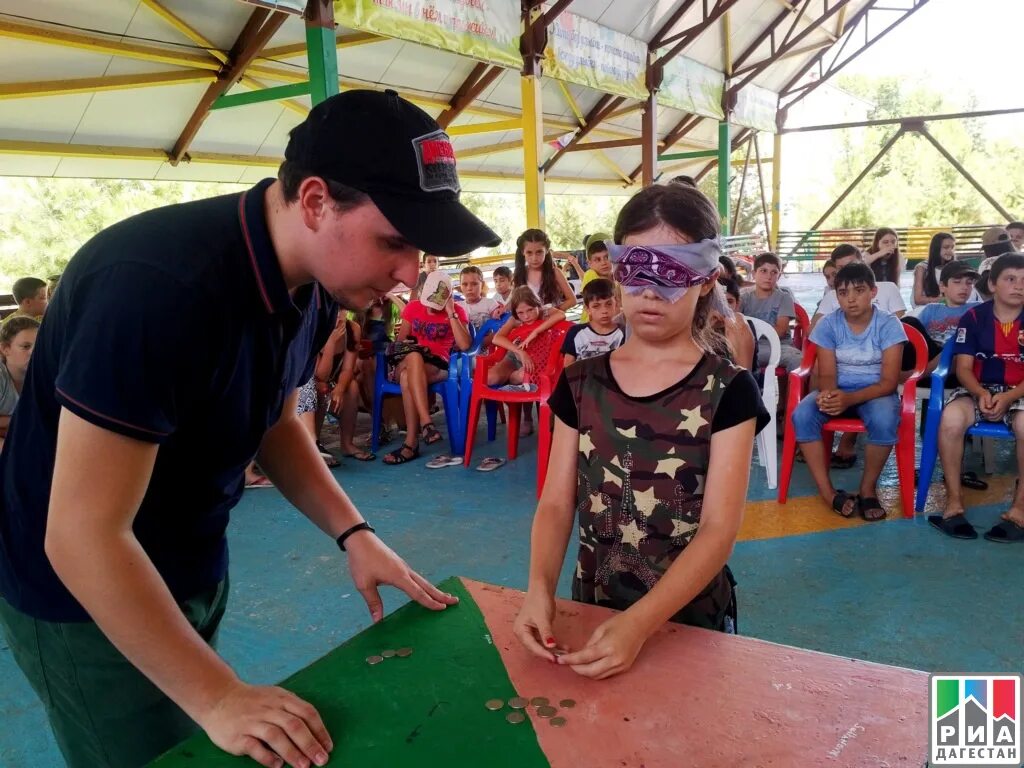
top-left (465, 579), bottom-right (928, 768)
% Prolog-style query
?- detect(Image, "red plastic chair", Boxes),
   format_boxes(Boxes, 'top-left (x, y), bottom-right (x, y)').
top-left (463, 320), bottom-right (573, 497)
top-left (777, 324), bottom-right (928, 519)
top-left (773, 302), bottom-right (810, 380)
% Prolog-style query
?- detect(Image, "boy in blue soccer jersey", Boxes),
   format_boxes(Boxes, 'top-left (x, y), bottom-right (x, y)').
top-left (931, 253), bottom-right (1024, 542)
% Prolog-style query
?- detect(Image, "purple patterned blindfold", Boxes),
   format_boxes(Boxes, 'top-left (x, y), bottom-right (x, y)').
top-left (607, 241), bottom-right (724, 303)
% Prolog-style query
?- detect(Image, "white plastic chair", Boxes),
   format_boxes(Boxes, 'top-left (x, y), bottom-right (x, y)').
top-left (746, 316), bottom-right (781, 489)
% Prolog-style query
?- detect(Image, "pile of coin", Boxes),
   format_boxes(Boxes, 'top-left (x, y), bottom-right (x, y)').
top-left (365, 647), bottom-right (413, 665)
top-left (484, 695), bottom-right (575, 727)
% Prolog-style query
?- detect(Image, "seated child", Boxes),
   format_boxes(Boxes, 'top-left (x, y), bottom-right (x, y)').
top-left (792, 263), bottom-right (907, 521)
top-left (562, 278), bottom-right (624, 366)
top-left (0, 315), bottom-right (39, 452)
top-left (459, 266), bottom-right (503, 330)
top-left (811, 244), bottom-right (906, 329)
top-left (492, 265), bottom-right (513, 307)
top-left (579, 238), bottom-right (617, 323)
top-left (383, 271), bottom-right (470, 465)
top-left (931, 253), bottom-right (1024, 543)
top-left (822, 259), bottom-right (837, 291)
top-left (902, 260), bottom-right (979, 378)
top-left (513, 182), bottom-right (768, 677)
top-left (740, 252), bottom-right (801, 371)
top-left (713, 277), bottom-right (756, 371)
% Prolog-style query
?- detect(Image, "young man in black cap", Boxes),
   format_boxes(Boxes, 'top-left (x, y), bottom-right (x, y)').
top-left (0, 90), bottom-right (499, 768)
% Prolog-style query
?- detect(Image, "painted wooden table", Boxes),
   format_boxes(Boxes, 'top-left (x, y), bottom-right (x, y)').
top-left (151, 577), bottom-right (929, 767)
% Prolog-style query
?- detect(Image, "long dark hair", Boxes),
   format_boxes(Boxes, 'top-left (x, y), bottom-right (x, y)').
top-left (513, 229), bottom-right (561, 306)
top-left (613, 184), bottom-right (724, 354)
top-left (923, 232), bottom-right (954, 298)
top-left (867, 227), bottom-right (900, 283)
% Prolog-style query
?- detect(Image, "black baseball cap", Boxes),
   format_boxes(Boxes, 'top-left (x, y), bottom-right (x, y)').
top-left (939, 260), bottom-right (979, 283)
top-left (284, 89), bottom-right (500, 256)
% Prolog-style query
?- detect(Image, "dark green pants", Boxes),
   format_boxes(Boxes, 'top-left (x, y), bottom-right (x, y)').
top-left (0, 578), bottom-right (228, 768)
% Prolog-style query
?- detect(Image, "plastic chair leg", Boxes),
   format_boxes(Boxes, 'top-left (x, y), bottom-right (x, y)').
top-left (778, 411), bottom-right (797, 503)
top-left (371, 390), bottom-right (384, 453)
top-left (442, 387), bottom-right (463, 456)
top-left (895, 427), bottom-right (915, 519)
top-left (507, 403), bottom-right (521, 460)
top-left (463, 396), bottom-right (484, 467)
top-left (915, 409), bottom-right (941, 512)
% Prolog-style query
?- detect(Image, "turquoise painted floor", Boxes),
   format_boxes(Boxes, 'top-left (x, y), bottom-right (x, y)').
top-left (1, 421), bottom-right (1021, 767)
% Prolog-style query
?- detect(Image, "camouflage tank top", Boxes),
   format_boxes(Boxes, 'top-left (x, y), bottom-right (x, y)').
top-left (559, 352), bottom-right (744, 631)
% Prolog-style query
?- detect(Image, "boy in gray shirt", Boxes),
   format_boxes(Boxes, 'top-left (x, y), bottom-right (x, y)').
top-left (740, 253), bottom-right (802, 371)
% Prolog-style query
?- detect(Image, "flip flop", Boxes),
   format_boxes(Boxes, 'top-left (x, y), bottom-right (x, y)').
top-left (426, 454), bottom-right (462, 469)
top-left (475, 457), bottom-right (507, 472)
top-left (983, 519), bottom-right (1024, 543)
top-left (927, 514), bottom-right (978, 540)
top-left (960, 471), bottom-right (988, 491)
top-left (245, 475), bottom-right (273, 489)
top-left (344, 450), bottom-right (376, 462)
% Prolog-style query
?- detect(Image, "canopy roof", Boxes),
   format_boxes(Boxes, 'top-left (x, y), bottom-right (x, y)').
top-left (0, 0), bottom-right (915, 193)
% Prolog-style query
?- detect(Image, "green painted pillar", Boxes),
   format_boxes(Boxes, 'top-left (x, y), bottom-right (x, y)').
top-left (717, 119), bottom-right (731, 236)
top-left (306, 1), bottom-right (338, 105)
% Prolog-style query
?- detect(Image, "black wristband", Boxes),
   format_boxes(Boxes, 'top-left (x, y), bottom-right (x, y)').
top-left (336, 522), bottom-right (375, 551)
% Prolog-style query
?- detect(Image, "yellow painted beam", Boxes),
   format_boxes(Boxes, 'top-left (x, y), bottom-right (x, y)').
top-left (0, 139), bottom-right (170, 162)
top-left (461, 169), bottom-right (625, 189)
top-left (140, 0), bottom-right (228, 64)
top-left (604, 103), bottom-right (644, 121)
top-left (0, 70), bottom-right (214, 100)
top-left (446, 119), bottom-right (522, 137)
top-left (594, 151), bottom-right (634, 185)
top-left (239, 76), bottom-right (309, 116)
top-left (521, 74), bottom-right (546, 228)
top-left (455, 133), bottom-right (570, 160)
top-left (556, 80), bottom-right (587, 125)
top-left (0, 18), bottom-right (222, 70)
top-left (260, 32), bottom-right (382, 60)
top-left (836, 5), bottom-right (848, 38)
top-left (771, 132), bottom-right (782, 251)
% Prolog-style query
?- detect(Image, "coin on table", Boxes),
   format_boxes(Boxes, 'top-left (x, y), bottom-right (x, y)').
top-left (536, 705), bottom-right (557, 719)
top-left (381, 649), bottom-right (397, 658)
top-left (506, 712), bottom-right (526, 724)
top-left (558, 699), bottom-right (576, 708)
top-left (508, 697), bottom-right (529, 709)
top-left (530, 697), bottom-right (549, 707)
top-left (396, 647), bottom-right (413, 657)
top-left (366, 655), bottom-right (384, 665)
top-left (485, 699), bottom-right (504, 711)
top-left (549, 717), bottom-right (567, 728)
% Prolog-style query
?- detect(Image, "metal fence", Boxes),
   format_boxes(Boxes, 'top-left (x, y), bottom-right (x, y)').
top-left (776, 224), bottom-right (997, 265)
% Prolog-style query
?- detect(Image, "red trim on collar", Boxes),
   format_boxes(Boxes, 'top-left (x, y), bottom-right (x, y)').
top-left (238, 191), bottom-right (274, 313)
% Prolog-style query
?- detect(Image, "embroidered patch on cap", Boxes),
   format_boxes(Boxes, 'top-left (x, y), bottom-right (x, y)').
top-left (412, 130), bottom-right (460, 194)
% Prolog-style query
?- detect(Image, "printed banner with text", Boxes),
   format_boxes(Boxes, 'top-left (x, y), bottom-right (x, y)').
top-left (733, 83), bottom-right (779, 133)
top-left (658, 55), bottom-right (725, 120)
top-left (333, 0), bottom-right (521, 68)
top-left (545, 11), bottom-right (647, 101)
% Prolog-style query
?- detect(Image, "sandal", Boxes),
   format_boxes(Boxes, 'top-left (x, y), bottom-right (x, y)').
top-left (830, 490), bottom-right (858, 518)
top-left (927, 514), bottom-right (978, 540)
top-left (858, 496), bottom-right (887, 522)
top-left (420, 423), bottom-right (443, 445)
top-left (344, 450), bottom-right (376, 462)
top-left (983, 518), bottom-right (1024, 543)
top-left (830, 452), bottom-right (856, 469)
top-left (960, 471), bottom-right (988, 491)
top-left (383, 443), bottom-right (420, 465)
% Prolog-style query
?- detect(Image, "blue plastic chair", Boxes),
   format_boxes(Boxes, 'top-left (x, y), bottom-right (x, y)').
top-left (915, 341), bottom-right (1014, 512)
top-left (455, 315), bottom-right (510, 443)
top-left (372, 347), bottom-right (463, 456)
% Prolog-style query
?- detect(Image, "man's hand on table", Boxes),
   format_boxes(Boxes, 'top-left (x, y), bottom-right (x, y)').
top-left (345, 531), bottom-right (459, 623)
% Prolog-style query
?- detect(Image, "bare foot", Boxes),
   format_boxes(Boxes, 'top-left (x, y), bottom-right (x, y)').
top-left (1002, 507), bottom-right (1024, 527)
top-left (943, 501), bottom-right (966, 519)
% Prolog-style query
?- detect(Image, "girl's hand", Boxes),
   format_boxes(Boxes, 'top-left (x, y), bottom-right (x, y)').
top-left (513, 591), bottom-right (559, 662)
top-left (521, 330), bottom-right (539, 348)
top-left (329, 384), bottom-right (345, 414)
top-left (565, 253), bottom-right (580, 266)
top-left (518, 350), bottom-right (535, 373)
top-left (556, 612), bottom-right (649, 680)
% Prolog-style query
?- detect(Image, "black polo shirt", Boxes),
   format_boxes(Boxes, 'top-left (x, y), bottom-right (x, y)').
top-left (0, 179), bottom-right (336, 622)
